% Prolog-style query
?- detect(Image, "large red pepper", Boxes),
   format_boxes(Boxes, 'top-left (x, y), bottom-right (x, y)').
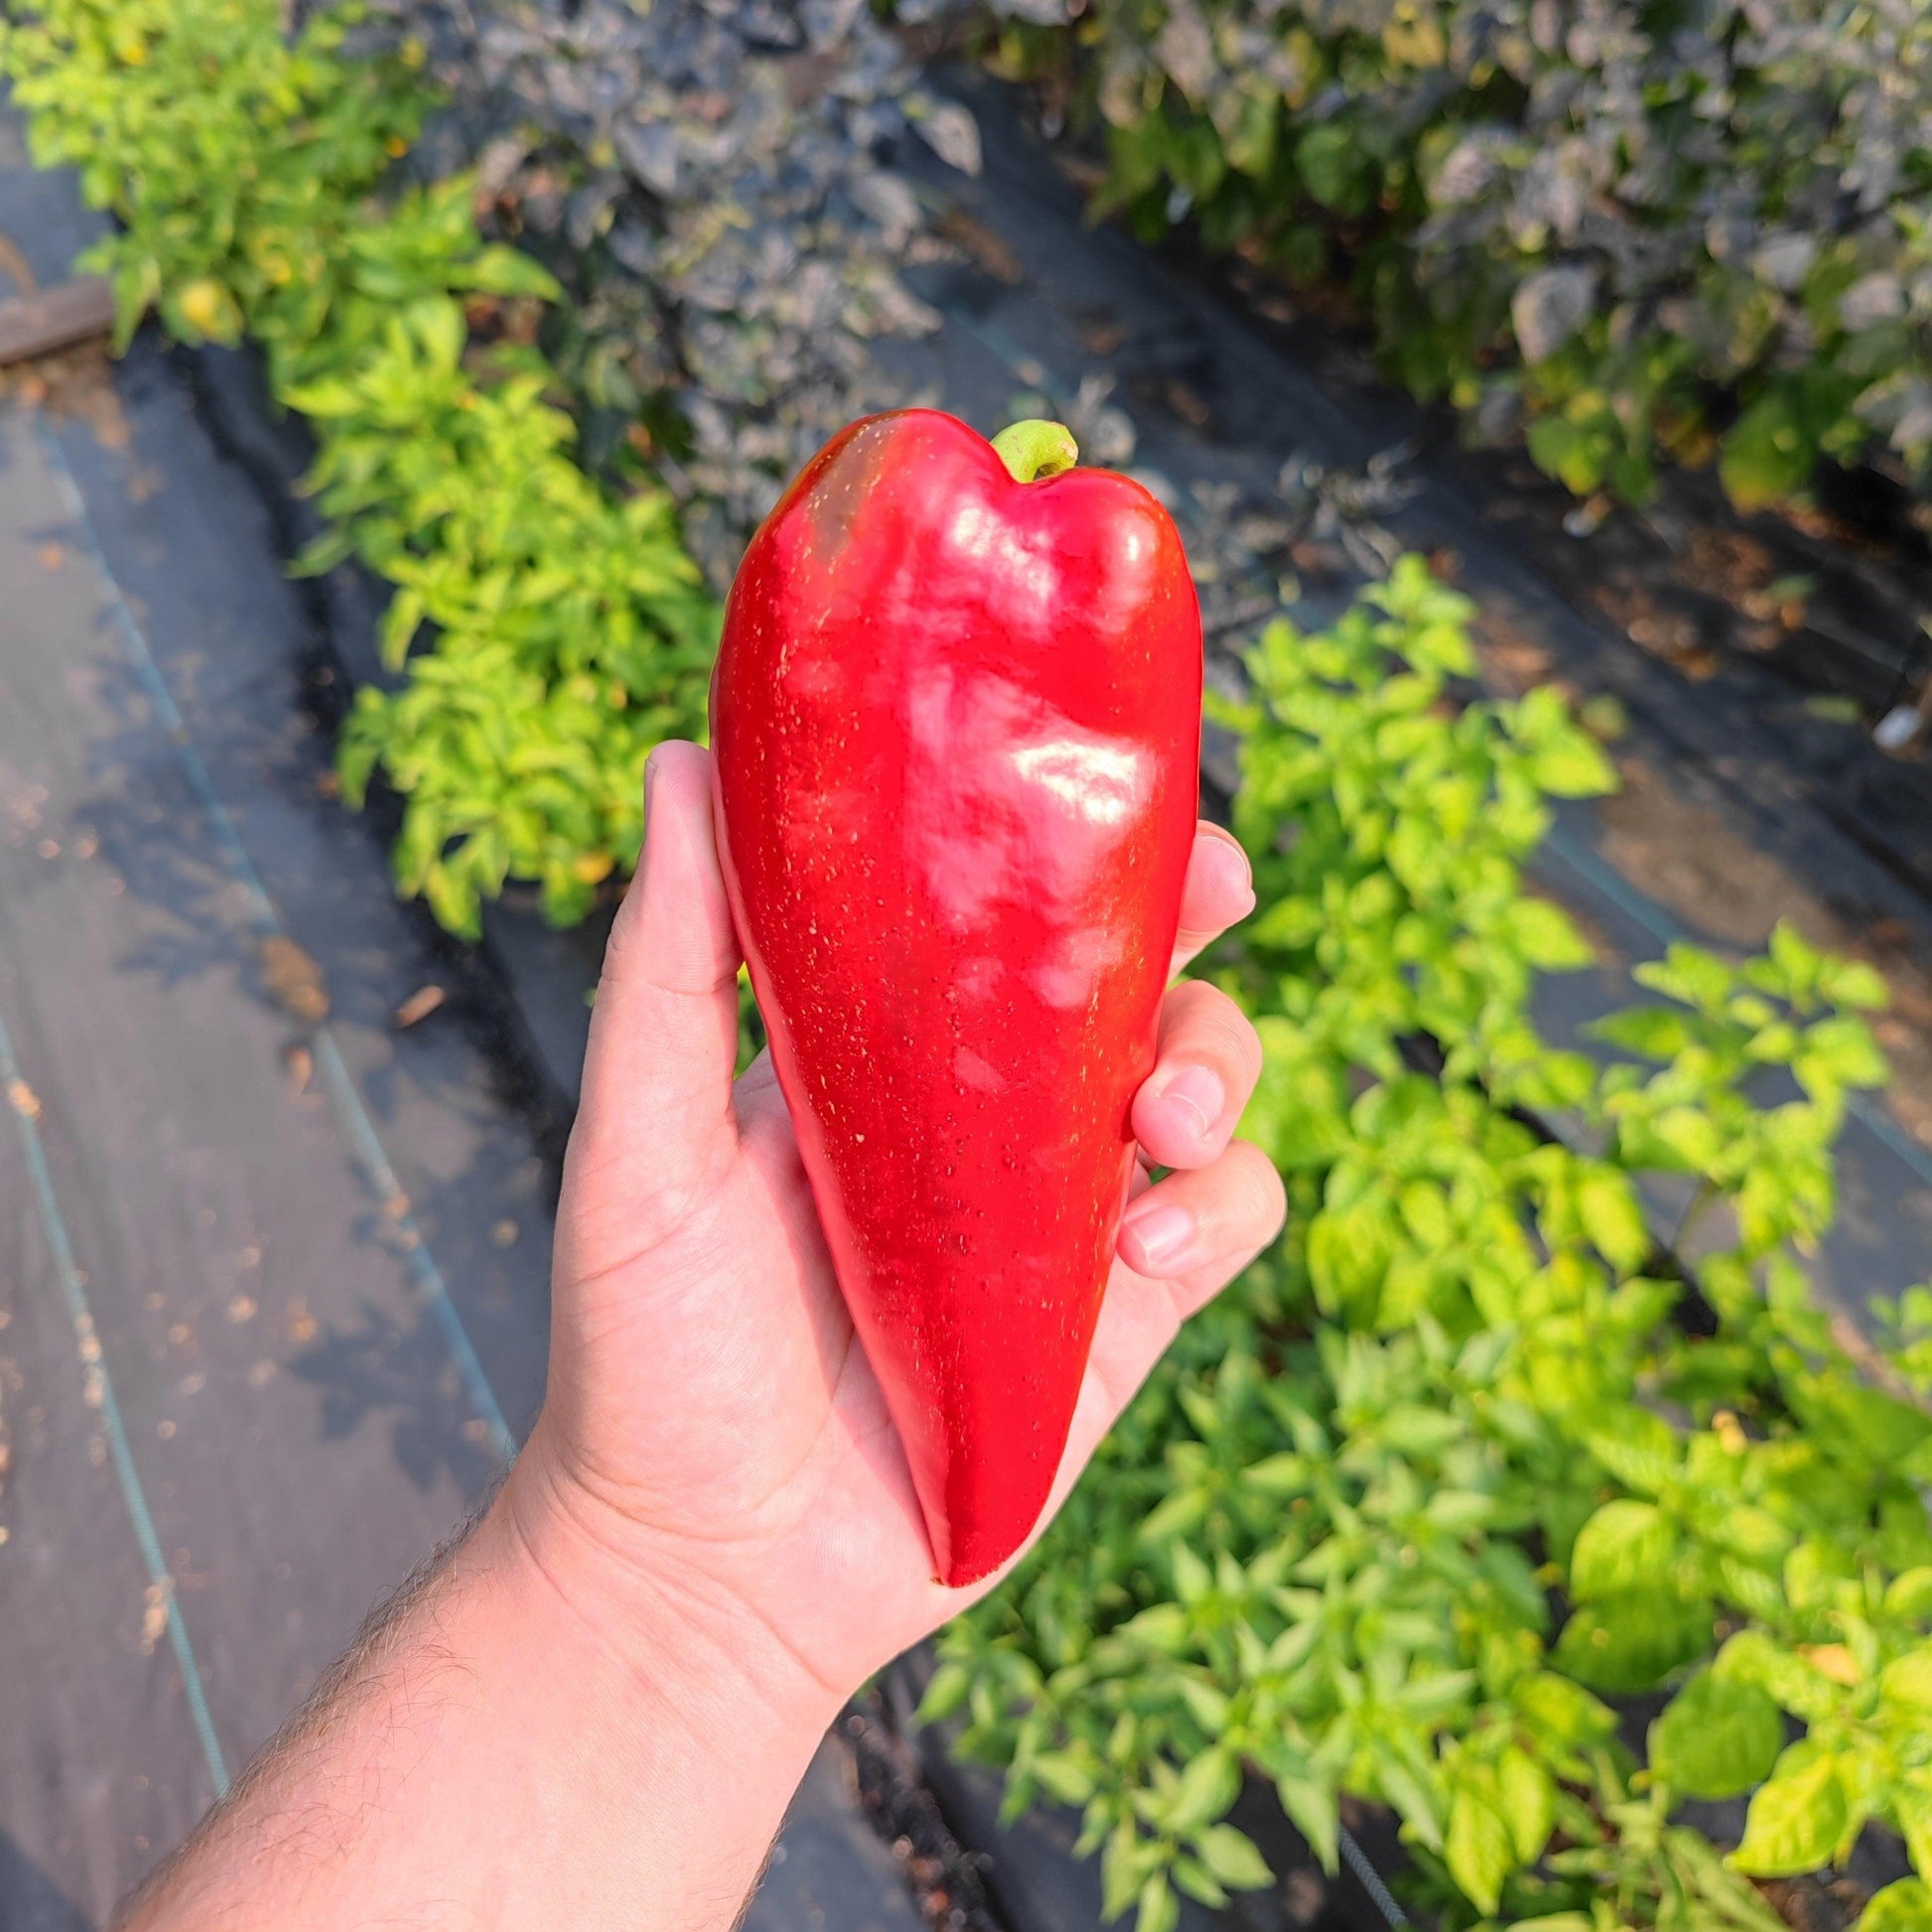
top-left (711, 410), bottom-right (1202, 1585)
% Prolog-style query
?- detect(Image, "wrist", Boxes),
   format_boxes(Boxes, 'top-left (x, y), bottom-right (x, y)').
top-left (489, 1422), bottom-right (845, 1752)
top-left (121, 1435), bottom-right (839, 1932)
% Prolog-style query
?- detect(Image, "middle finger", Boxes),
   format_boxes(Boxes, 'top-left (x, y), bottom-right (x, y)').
top-left (1170, 824), bottom-right (1256, 978)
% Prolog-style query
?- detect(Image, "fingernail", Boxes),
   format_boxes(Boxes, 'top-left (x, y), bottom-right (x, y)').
top-left (643, 749), bottom-right (662, 808)
top-left (1122, 1200), bottom-right (1193, 1269)
top-left (1201, 833), bottom-right (1254, 904)
top-left (1155, 1064), bottom-right (1225, 1142)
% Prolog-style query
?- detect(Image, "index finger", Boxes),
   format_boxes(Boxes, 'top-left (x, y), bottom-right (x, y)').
top-left (1170, 823), bottom-right (1256, 977)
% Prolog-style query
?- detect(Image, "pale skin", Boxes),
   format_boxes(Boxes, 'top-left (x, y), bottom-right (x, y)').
top-left (118, 740), bottom-right (1286, 1931)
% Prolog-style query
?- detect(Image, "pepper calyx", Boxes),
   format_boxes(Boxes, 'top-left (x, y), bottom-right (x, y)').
top-left (990, 419), bottom-right (1079, 483)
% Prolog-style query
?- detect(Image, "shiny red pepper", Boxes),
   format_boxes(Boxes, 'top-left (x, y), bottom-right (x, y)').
top-left (711, 409), bottom-right (1202, 1586)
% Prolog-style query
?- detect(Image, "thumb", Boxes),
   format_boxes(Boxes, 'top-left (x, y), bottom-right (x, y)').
top-left (570, 742), bottom-right (744, 1217)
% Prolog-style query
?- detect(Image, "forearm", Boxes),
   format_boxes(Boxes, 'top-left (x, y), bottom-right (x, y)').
top-left (117, 1450), bottom-right (838, 1932)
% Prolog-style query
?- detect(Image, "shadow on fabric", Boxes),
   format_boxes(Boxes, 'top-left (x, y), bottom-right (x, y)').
top-left (0, 1832), bottom-right (93, 1932)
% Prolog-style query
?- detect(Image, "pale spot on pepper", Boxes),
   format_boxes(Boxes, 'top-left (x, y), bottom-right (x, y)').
top-left (953, 1046), bottom-right (1004, 1093)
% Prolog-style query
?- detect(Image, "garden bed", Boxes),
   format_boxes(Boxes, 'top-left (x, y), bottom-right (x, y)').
top-left (11, 4), bottom-right (1932, 1928)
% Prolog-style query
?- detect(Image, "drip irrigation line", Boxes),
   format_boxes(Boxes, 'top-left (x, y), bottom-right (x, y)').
top-left (1338, 1822), bottom-right (1409, 1926)
top-left (0, 1002), bottom-right (232, 1795)
top-left (35, 418), bottom-right (518, 1463)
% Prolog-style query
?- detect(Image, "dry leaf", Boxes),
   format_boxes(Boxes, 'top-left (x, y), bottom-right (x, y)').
top-left (935, 208), bottom-right (1024, 286)
top-left (138, 1579), bottom-right (172, 1655)
top-left (1798, 1642), bottom-right (1862, 1687)
top-left (393, 984), bottom-right (447, 1029)
top-left (260, 934), bottom-right (329, 1022)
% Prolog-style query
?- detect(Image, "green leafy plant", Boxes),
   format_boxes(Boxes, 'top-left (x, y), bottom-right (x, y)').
top-left (0, 0), bottom-right (422, 353)
top-left (1, 0), bottom-right (717, 933)
top-left (298, 295), bottom-right (714, 931)
top-left (928, 559), bottom-right (1930, 1930)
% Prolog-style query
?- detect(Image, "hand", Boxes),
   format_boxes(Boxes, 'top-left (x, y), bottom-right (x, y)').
top-left (504, 740), bottom-right (1285, 1734)
top-left (114, 737), bottom-right (1284, 1932)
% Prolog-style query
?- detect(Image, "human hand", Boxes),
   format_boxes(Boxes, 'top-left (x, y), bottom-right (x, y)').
top-left (120, 738), bottom-right (1284, 1932)
top-left (502, 740), bottom-right (1284, 1737)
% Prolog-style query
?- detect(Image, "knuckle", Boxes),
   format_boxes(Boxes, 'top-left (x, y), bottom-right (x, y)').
top-left (1228, 1140), bottom-right (1288, 1236)
top-left (1160, 977), bottom-right (1215, 1022)
top-left (1164, 982), bottom-right (1264, 1083)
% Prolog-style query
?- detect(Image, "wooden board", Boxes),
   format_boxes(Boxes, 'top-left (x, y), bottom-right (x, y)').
top-left (0, 276), bottom-right (113, 365)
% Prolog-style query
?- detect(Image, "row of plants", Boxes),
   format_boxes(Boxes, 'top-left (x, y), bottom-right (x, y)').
top-left (9, 4), bottom-right (1932, 1926)
top-left (933, 558), bottom-right (1932, 1929)
top-left (377, 0), bottom-right (959, 598)
top-left (1, 0), bottom-right (717, 934)
top-left (980, 0), bottom-right (1932, 517)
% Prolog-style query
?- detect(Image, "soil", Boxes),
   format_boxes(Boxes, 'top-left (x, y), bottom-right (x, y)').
top-left (1760, 1874), bottom-right (1873, 1932)
top-left (0, 337), bottom-right (130, 450)
top-left (846, 1695), bottom-right (1009, 1932)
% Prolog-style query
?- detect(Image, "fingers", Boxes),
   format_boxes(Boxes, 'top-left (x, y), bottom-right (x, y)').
top-left (571, 743), bottom-right (743, 1201)
top-left (1114, 1140), bottom-right (1286, 1290)
top-left (1130, 979), bottom-right (1264, 1172)
top-left (1170, 824), bottom-right (1255, 977)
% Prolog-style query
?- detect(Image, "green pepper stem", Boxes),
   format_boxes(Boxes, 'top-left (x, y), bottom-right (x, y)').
top-left (991, 419), bottom-right (1079, 483)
